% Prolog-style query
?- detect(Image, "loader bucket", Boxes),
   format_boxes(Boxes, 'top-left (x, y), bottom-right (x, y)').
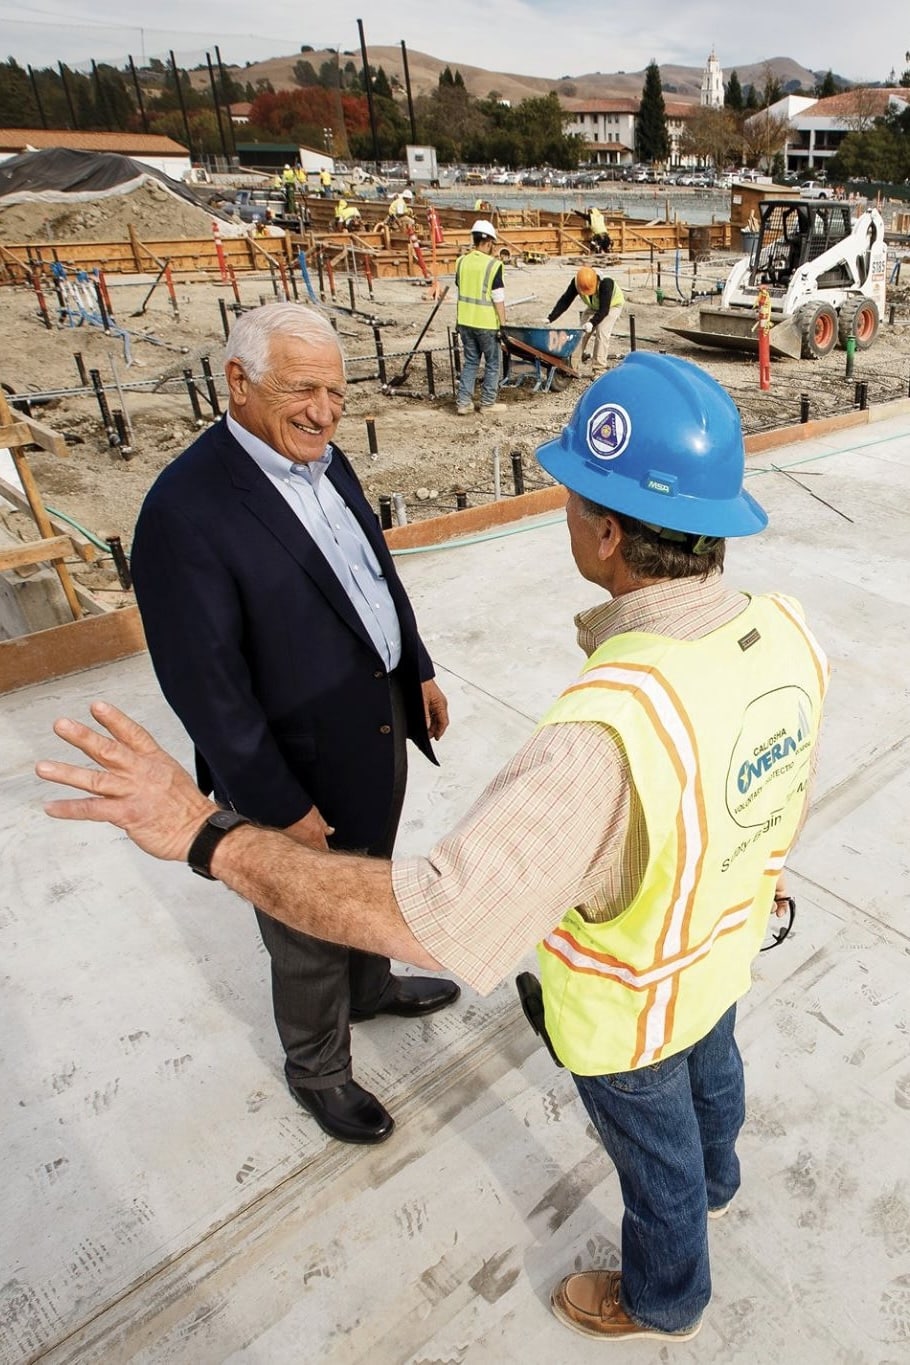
top-left (662, 306), bottom-right (803, 360)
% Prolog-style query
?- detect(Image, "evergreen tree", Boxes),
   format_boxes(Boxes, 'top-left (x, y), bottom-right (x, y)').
top-left (637, 60), bottom-right (669, 162)
top-left (816, 70), bottom-right (837, 98)
top-left (725, 69), bottom-right (744, 111)
top-left (744, 84), bottom-right (760, 110)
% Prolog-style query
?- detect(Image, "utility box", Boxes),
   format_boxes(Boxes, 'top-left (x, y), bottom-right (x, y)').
top-left (406, 145), bottom-right (439, 186)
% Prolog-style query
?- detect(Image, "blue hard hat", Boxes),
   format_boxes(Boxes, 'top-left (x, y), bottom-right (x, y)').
top-left (536, 352), bottom-right (767, 537)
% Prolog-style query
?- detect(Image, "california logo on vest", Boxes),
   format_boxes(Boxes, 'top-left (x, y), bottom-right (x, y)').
top-left (586, 403), bottom-right (632, 460)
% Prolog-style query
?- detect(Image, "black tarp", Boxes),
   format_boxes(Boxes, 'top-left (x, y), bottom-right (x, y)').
top-left (0, 147), bottom-right (224, 217)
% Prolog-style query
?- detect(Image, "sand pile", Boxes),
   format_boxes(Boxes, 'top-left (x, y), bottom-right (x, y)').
top-left (0, 178), bottom-right (243, 244)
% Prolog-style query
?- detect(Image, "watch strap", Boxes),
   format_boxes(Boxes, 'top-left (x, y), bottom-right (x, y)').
top-left (187, 811), bottom-right (251, 880)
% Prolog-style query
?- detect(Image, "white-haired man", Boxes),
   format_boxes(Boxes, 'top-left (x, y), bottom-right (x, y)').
top-left (130, 304), bottom-right (459, 1146)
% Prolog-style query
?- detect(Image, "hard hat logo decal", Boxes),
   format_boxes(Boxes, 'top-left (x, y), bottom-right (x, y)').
top-left (586, 403), bottom-right (632, 461)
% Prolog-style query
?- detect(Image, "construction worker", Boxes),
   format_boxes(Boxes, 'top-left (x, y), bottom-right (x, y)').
top-left (40, 353), bottom-right (828, 1344)
top-left (587, 205), bottom-right (613, 254)
top-left (387, 192), bottom-right (409, 221)
top-left (319, 167), bottom-right (333, 197)
top-left (548, 265), bottom-right (624, 374)
top-left (333, 199), bottom-right (362, 232)
top-left (281, 164), bottom-right (296, 214)
top-left (454, 218), bottom-right (506, 415)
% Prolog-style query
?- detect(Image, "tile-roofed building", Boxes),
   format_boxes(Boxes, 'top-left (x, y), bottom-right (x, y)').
top-left (560, 95), bottom-right (701, 167)
top-left (0, 130), bottom-right (190, 177)
top-left (750, 87), bottom-right (909, 177)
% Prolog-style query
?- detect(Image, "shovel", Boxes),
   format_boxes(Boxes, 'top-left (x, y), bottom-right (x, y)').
top-left (386, 286), bottom-right (449, 388)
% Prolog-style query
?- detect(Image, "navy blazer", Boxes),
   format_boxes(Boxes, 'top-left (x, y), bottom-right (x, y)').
top-left (131, 418), bottom-right (436, 848)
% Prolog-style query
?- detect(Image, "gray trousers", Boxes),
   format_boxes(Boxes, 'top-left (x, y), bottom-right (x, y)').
top-left (255, 674), bottom-right (409, 1090)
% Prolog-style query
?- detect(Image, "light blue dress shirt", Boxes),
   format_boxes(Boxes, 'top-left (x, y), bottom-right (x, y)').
top-left (226, 414), bottom-right (402, 670)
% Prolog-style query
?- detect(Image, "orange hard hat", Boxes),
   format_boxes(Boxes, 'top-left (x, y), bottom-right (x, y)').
top-left (575, 266), bottom-right (598, 294)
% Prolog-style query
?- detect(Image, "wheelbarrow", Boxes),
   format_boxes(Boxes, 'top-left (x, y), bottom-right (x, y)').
top-left (499, 324), bottom-right (583, 393)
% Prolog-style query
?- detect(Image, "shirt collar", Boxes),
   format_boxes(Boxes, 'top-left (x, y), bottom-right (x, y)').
top-left (575, 572), bottom-right (729, 655)
top-left (226, 411), bottom-right (334, 486)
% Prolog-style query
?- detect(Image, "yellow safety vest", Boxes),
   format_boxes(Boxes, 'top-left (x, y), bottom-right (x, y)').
top-left (456, 249), bottom-right (501, 328)
top-left (590, 208), bottom-right (607, 235)
top-left (580, 282), bottom-right (624, 312)
top-left (537, 593), bottom-right (827, 1076)
top-left (320, 170), bottom-right (331, 185)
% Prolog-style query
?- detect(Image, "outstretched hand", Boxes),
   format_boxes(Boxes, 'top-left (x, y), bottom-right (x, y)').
top-left (36, 701), bottom-right (215, 862)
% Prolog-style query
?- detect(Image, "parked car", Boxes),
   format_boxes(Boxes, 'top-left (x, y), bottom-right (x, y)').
top-left (799, 181), bottom-right (830, 199)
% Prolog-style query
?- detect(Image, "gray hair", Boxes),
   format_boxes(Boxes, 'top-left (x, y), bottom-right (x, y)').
top-left (224, 303), bottom-right (344, 383)
top-left (579, 497), bottom-right (725, 580)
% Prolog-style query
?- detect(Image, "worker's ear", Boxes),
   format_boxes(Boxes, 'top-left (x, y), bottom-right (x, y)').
top-left (597, 514), bottom-right (624, 563)
top-left (225, 360), bottom-right (250, 407)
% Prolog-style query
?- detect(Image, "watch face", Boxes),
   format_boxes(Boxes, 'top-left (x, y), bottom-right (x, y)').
top-left (210, 809), bottom-right (242, 830)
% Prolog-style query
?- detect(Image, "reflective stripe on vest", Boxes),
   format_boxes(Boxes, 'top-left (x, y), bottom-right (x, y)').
top-left (537, 594), bottom-right (827, 1076)
top-left (456, 250), bottom-right (500, 328)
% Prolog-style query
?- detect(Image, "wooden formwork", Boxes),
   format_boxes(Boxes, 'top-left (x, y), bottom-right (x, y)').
top-left (0, 213), bottom-right (731, 288)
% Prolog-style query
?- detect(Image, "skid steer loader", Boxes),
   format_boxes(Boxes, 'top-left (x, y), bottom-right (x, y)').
top-left (664, 199), bottom-right (886, 359)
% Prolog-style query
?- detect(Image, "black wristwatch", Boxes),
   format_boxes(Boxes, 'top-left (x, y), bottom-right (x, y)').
top-left (187, 809), bottom-right (251, 880)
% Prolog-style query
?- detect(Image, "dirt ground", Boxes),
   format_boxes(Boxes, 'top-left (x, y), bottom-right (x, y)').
top-left (1, 228), bottom-right (908, 602)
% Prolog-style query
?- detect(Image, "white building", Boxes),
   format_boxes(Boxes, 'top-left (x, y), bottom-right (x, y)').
top-left (561, 96), bottom-right (700, 167)
top-left (700, 50), bottom-right (724, 109)
top-left (748, 88), bottom-right (909, 176)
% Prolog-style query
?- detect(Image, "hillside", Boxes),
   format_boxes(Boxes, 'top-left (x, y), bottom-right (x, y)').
top-left (190, 48), bottom-right (820, 104)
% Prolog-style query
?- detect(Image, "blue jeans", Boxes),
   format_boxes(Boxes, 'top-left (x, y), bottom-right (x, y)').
top-left (573, 1004), bottom-right (744, 1334)
top-left (457, 325), bottom-right (501, 408)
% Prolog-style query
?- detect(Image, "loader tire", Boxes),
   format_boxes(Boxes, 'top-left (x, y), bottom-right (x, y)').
top-left (838, 298), bottom-right (879, 350)
top-left (798, 302), bottom-right (838, 359)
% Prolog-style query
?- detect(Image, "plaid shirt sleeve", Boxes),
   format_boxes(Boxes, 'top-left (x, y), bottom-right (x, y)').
top-left (392, 721), bottom-right (632, 995)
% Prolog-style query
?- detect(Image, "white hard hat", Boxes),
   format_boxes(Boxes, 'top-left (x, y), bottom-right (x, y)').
top-left (471, 218), bottom-right (497, 240)
top-left (402, 188), bottom-right (414, 199)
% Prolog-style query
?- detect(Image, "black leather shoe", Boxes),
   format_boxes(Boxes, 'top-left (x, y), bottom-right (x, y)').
top-left (350, 974), bottom-right (461, 1022)
top-left (288, 1079), bottom-right (395, 1144)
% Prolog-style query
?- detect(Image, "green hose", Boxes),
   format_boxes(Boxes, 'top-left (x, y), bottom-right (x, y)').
top-left (45, 504), bottom-right (111, 552)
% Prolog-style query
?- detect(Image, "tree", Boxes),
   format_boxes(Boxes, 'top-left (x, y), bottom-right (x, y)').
top-left (680, 106), bottom-right (739, 168)
top-left (637, 60), bottom-right (669, 162)
top-left (815, 70), bottom-right (838, 98)
top-left (742, 110), bottom-right (791, 170)
top-left (293, 60), bottom-right (318, 87)
top-left (744, 84), bottom-right (760, 111)
top-left (842, 87), bottom-right (884, 133)
top-left (760, 63), bottom-right (783, 109)
top-left (724, 70), bottom-right (744, 112)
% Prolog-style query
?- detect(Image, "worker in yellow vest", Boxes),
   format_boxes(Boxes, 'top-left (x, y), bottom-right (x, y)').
top-left (38, 355), bottom-right (827, 1346)
top-left (319, 167), bottom-right (332, 196)
top-left (548, 265), bottom-right (624, 373)
top-left (587, 204), bottom-right (613, 253)
top-left (455, 219), bottom-right (506, 414)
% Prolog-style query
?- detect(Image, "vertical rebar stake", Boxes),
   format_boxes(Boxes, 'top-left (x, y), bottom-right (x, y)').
top-left (378, 495), bottom-right (393, 530)
top-left (373, 326), bottom-right (387, 385)
top-left (424, 350), bottom-right (436, 397)
top-left (366, 416), bottom-right (379, 455)
top-left (218, 297), bottom-right (230, 341)
top-left (106, 535), bottom-right (132, 589)
top-left (799, 393), bottom-right (810, 423)
top-left (201, 356), bottom-right (221, 415)
top-left (511, 451), bottom-right (525, 495)
top-left (90, 368), bottom-right (118, 445)
top-left (183, 368), bottom-right (205, 426)
top-left (629, 313), bottom-right (637, 352)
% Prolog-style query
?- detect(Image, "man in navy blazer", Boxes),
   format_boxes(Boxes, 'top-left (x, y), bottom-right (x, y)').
top-left (131, 303), bottom-right (459, 1144)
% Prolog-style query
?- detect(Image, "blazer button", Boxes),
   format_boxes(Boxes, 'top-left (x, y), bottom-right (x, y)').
top-left (379, 724), bottom-right (392, 734)
top-left (374, 669), bottom-right (385, 679)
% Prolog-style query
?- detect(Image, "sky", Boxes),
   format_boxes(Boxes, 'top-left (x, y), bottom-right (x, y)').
top-left (2, 0), bottom-right (906, 85)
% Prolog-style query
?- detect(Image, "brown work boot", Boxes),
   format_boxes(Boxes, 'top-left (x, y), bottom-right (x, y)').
top-left (550, 1270), bottom-right (702, 1341)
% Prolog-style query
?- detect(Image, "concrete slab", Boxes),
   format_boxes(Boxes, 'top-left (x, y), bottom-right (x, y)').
top-left (2, 409), bottom-right (909, 1362)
